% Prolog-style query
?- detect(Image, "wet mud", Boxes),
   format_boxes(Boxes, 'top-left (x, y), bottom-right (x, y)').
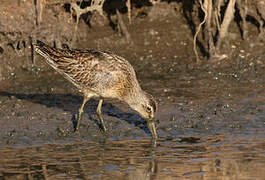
top-left (0, 1), bottom-right (264, 179)
top-left (1, 54), bottom-right (264, 178)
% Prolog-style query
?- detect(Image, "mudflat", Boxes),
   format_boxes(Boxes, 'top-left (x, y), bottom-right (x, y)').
top-left (0, 1), bottom-right (264, 179)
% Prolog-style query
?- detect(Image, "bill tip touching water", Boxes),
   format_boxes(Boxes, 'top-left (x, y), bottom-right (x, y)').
top-left (34, 40), bottom-right (158, 140)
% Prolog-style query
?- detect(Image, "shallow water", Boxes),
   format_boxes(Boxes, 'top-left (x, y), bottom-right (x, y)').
top-left (1, 133), bottom-right (264, 180)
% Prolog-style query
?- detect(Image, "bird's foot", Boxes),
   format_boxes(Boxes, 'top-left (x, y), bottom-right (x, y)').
top-left (73, 113), bottom-right (81, 132)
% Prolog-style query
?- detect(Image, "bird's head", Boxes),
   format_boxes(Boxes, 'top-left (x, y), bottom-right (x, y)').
top-left (130, 92), bottom-right (157, 120)
top-left (127, 91), bottom-right (158, 140)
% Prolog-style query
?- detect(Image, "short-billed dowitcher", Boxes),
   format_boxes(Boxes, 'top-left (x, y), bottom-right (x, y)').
top-left (34, 40), bottom-right (158, 139)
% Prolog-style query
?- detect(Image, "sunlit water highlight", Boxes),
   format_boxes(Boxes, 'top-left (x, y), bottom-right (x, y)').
top-left (0, 133), bottom-right (264, 180)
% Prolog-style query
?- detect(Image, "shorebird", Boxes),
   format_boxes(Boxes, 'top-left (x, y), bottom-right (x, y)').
top-left (34, 40), bottom-right (158, 139)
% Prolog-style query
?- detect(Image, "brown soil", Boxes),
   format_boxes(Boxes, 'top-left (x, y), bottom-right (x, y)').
top-left (0, 1), bottom-right (264, 179)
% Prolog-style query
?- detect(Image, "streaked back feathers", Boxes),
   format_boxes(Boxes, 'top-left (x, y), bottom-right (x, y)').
top-left (34, 40), bottom-right (157, 119)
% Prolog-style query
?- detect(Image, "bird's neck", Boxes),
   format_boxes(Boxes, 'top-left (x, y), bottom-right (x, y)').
top-left (125, 88), bottom-right (146, 109)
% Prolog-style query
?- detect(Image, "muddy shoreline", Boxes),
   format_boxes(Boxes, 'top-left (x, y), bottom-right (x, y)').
top-left (0, 1), bottom-right (264, 179)
top-left (0, 57), bottom-right (264, 146)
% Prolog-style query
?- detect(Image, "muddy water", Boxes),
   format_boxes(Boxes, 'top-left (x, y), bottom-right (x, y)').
top-left (0, 135), bottom-right (264, 179)
top-left (1, 1), bottom-right (264, 178)
top-left (0, 62), bottom-right (265, 179)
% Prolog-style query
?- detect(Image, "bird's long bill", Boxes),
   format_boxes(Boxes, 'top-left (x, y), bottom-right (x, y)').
top-left (147, 119), bottom-right (158, 140)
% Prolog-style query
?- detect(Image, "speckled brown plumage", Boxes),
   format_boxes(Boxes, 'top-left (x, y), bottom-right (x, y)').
top-left (34, 40), bottom-right (158, 139)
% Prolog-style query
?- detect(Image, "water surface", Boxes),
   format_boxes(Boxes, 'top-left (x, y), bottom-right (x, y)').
top-left (1, 132), bottom-right (264, 179)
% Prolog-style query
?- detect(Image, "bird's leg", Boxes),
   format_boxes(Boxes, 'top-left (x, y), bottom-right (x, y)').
top-left (147, 119), bottom-right (158, 140)
top-left (96, 99), bottom-right (107, 132)
top-left (75, 95), bottom-right (90, 131)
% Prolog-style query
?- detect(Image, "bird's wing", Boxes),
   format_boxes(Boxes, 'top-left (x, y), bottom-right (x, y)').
top-left (34, 41), bottom-right (133, 96)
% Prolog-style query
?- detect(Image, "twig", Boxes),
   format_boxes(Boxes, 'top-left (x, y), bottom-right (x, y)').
top-left (70, 0), bottom-right (105, 33)
top-left (216, 0), bottom-right (236, 49)
top-left (38, 0), bottom-right (46, 24)
top-left (29, 36), bottom-right (35, 64)
top-left (193, 0), bottom-right (208, 62)
top-left (116, 9), bottom-right (132, 43)
top-left (126, 0), bottom-right (131, 24)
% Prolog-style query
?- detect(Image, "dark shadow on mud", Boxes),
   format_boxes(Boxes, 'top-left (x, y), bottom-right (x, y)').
top-left (0, 91), bottom-right (152, 136)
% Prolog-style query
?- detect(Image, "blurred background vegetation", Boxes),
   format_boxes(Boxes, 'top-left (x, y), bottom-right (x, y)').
top-left (0, 0), bottom-right (264, 81)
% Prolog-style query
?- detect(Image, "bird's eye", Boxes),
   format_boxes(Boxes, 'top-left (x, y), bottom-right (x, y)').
top-left (146, 106), bottom-right (152, 113)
